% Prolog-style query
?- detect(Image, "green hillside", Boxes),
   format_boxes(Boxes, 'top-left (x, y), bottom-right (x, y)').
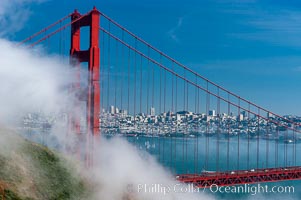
top-left (0, 128), bottom-right (89, 200)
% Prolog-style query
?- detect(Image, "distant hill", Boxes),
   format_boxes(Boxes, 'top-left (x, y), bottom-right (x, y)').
top-left (0, 128), bottom-right (89, 200)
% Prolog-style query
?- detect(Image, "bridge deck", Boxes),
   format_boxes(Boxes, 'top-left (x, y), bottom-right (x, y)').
top-left (176, 166), bottom-right (301, 187)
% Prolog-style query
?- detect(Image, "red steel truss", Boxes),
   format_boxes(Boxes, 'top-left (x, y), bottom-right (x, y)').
top-left (177, 166), bottom-right (301, 187)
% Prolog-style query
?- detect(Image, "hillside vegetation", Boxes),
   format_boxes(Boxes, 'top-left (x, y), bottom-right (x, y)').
top-left (0, 128), bottom-right (89, 200)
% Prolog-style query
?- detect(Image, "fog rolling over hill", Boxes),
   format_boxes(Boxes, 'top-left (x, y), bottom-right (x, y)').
top-left (0, 38), bottom-right (214, 200)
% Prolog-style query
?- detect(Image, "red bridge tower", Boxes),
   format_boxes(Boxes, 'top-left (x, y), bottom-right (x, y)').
top-left (70, 7), bottom-right (100, 166)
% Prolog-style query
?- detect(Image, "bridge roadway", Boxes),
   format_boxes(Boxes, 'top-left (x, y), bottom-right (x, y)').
top-left (176, 166), bottom-right (301, 187)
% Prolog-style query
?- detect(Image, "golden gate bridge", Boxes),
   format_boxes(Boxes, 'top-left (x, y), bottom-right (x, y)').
top-left (19, 7), bottom-right (301, 187)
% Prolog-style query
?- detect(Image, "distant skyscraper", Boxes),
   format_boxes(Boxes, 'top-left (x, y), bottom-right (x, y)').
top-left (115, 107), bottom-right (119, 114)
top-left (241, 111), bottom-right (246, 118)
top-left (209, 110), bottom-right (216, 116)
top-left (267, 112), bottom-right (275, 118)
top-left (110, 105), bottom-right (115, 114)
top-left (150, 107), bottom-right (155, 116)
top-left (238, 114), bottom-right (244, 121)
top-left (120, 109), bottom-right (127, 116)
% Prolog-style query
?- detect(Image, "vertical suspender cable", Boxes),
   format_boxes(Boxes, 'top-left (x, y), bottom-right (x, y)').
top-left (275, 126), bottom-right (279, 167)
top-left (237, 97), bottom-right (240, 170)
top-left (127, 47), bottom-right (131, 138)
top-left (285, 129), bottom-right (288, 167)
top-left (257, 108), bottom-right (260, 169)
top-left (159, 55), bottom-right (162, 114)
top-left (182, 70), bottom-right (186, 173)
top-left (194, 76), bottom-right (198, 174)
top-left (164, 67), bottom-right (167, 113)
top-left (171, 62), bottom-right (174, 172)
top-left (227, 92), bottom-right (230, 171)
top-left (146, 47), bottom-right (150, 136)
top-left (133, 39), bottom-right (137, 133)
top-left (175, 74), bottom-right (178, 173)
top-left (266, 117), bottom-right (269, 168)
top-left (196, 76), bottom-right (202, 173)
top-left (185, 80), bottom-right (188, 173)
top-left (120, 31), bottom-right (125, 112)
top-left (163, 67), bottom-right (167, 164)
top-left (152, 54), bottom-right (155, 123)
top-left (293, 128), bottom-right (296, 166)
top-left (151, 53), bottom-right (155, 154)
top-left (247, 103), bottom-right (250, 169)
top-left (114, 39), bottom-right (118, 127)
top-left (107, 22), bottom-right (111, 112)
top-left (205, 81), bottom-right (209, 170)
top-left (158, 55), bottom-right (162, 163)
top-left (140, 55), bottom-right (143, 138)
top-left (140, 53), bottom-right (143, 115)
top-left (216, 88), bottom-right (220, 172)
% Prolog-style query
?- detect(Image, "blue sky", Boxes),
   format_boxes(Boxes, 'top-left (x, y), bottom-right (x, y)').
top-left (6, 0), bottom-right (301, 115)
